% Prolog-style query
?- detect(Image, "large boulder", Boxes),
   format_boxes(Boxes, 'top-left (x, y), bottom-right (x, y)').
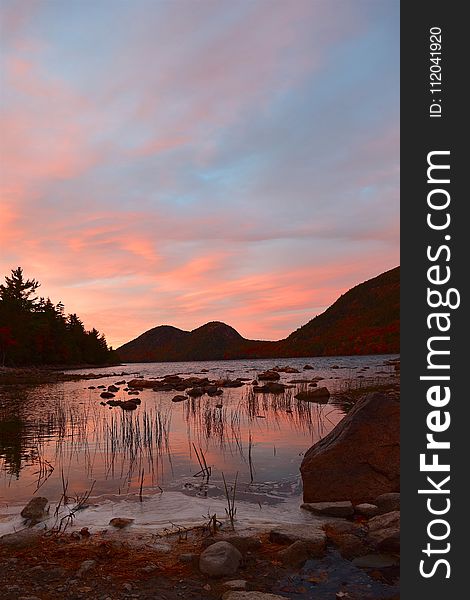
top-left (300, 393), bottom-right (399, 504)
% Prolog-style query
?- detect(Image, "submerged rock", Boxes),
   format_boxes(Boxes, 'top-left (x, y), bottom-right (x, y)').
top-left (253, 382), bottom-right (286, 394)
top-left (187, 387), bottom-right (205, 397)
top-left (20, 497), bottom-right (49, 524)
top-left (199, 541), bottom-right (242, 578)
top-left (295, 387), bottom-right (330, 402)
top-left (352, 554), bottom-right (399, 569)
top-left (258, 371), bottom-right (281, 381)
top-left (300, 392), bottom-right (399, 504)
top-left (120, 400), bottom-right (138, 410)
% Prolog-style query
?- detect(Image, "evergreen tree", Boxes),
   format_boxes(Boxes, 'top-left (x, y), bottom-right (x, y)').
top-left (0, 267), bottom-right (117, 366)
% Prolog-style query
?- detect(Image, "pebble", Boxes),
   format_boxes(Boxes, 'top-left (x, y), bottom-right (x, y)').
top-left (141, 562), bottom-right (158, 573)
top-left (76, 559), bottom-right (96, 577)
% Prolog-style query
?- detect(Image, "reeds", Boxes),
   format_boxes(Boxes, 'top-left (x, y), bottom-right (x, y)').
top-left (222, 471), bottom-right (238, 529)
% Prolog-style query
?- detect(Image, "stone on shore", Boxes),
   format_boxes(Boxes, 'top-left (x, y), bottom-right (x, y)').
top-left (109, 517), bottom-right (134, 529)
top-left (375, 492), bottom-right (400, 514)
top-left (223, 580), bottom-right (248, 591)
top-left (355, 503), bottom-right (380, 518)
top-left (301, 501), bottom-right (354, 517)
top-left (324, 521), bottom-right (369, 560)
top-left (367, 511), bottom-right (400, 552)
top-left (278, 540), bottom-right (313, 567)
top-left (76, 559), bottom-right (96, 577)
top-left (269, 525), bottom-right (326, 557)
top-left (300, 392), bottom-right (399, 504)
top-left (222, 593), bottom-right (288, 600)
top-left (199, 541), bottom-right (242, 578)
top-left (20, 497), bottom-right (49, 524)
top-left (172, 395), bottom-right (187, 402)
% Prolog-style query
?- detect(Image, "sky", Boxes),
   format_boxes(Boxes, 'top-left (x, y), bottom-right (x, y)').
top-left (0, 0), bottom-right (399, 348)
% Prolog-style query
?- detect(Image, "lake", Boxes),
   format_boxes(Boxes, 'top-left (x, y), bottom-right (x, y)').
top-left (0, 354), bottom-right (398, 530)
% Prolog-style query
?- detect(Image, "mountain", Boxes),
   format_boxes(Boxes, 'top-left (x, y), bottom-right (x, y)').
top-left (117, 267), bottom-right (399, 362)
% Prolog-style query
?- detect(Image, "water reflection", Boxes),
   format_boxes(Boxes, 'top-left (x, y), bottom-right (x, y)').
top-left (0, 356), bottom-right (398, 504)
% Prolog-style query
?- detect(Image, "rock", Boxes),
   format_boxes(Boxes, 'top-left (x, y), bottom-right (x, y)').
top-left (355, 503), bottom-right (380, 518)
top-left (76, 559), bottom-right (96, 577)
top-left (20, 497), bottom-right (49, 524)
top-left (0, 529), bottom-right (42, 549)
top-left (120, 400), bottom-right (138, 410)
top-left (253, 382), bottom-right (286, 394)
top-left (269, 524), bottom-right (326, 556)
top-left (308, 382), bottom-right (318, 387)
top-left (273, 366), bottom-right (300, 373)
top-left (204, 535), bottom-right (262, 553)
top-left (172, 395), bottom-right (187, 402)
top-left (128, 379), bottom-right (157, 389)
top-left (303, 364), bottom-right (314, 370)
top-left (295, 387), bottom-right (330, 402)
top-left (258, 371), bottom-right (281, 381)
top-left (352, 554), bottom-right (399, 568)
top-left (278, 540), bottom-right (312, 567)
top-left (301, 393), bottom-right (399, 504)
top-left (199, 541), bottom-right (242, 578)
top-left (179, 553), bottom-right (197, 564)
top-left (375, 492), bottom-right (400, 514)
top-left (128, 390), bottom-right (140, 395)
top-left (207, 387), bottom-right (223, 396)
top-left (141, 563), bottom-right (158, 573)
top-left (324, 521), bottom-right (369, 560)
top-left (367, 510), bottom-right (400, 552)
top-left (223, 580), bottom-right (247, 590)
top-left (100, 391), bottom-right (115, 399)
top-left (187, 387), bottom-right (205, 397)
top-left (222, 593), bottom-right (288, 600)
top-left (109, 517), bottom-right (134, 528)
top-left (107, 385), bottom-right (119, 392)
top-left (301, 501), bottom-right (354, 517)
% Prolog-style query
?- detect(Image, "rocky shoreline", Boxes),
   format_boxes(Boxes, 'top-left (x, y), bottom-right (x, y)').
top-left (1, 387), bottom-right (400, 599)
top-left (1, 497), bottom-right (399, 600)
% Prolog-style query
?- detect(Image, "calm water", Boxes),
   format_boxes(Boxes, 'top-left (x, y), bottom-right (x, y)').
top-left (0, 355), bottom-right (398, 510)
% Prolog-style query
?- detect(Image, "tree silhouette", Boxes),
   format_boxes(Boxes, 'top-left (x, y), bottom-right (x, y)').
top-left (0, 267), bottom-right (117, 366)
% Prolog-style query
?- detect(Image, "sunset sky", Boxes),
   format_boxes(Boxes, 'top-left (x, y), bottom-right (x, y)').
top-left (0, 0), bottom-right (399, 348)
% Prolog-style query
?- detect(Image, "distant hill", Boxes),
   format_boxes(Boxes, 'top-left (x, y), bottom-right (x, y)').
top-left (117, 267), bottom-right (399, 362)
